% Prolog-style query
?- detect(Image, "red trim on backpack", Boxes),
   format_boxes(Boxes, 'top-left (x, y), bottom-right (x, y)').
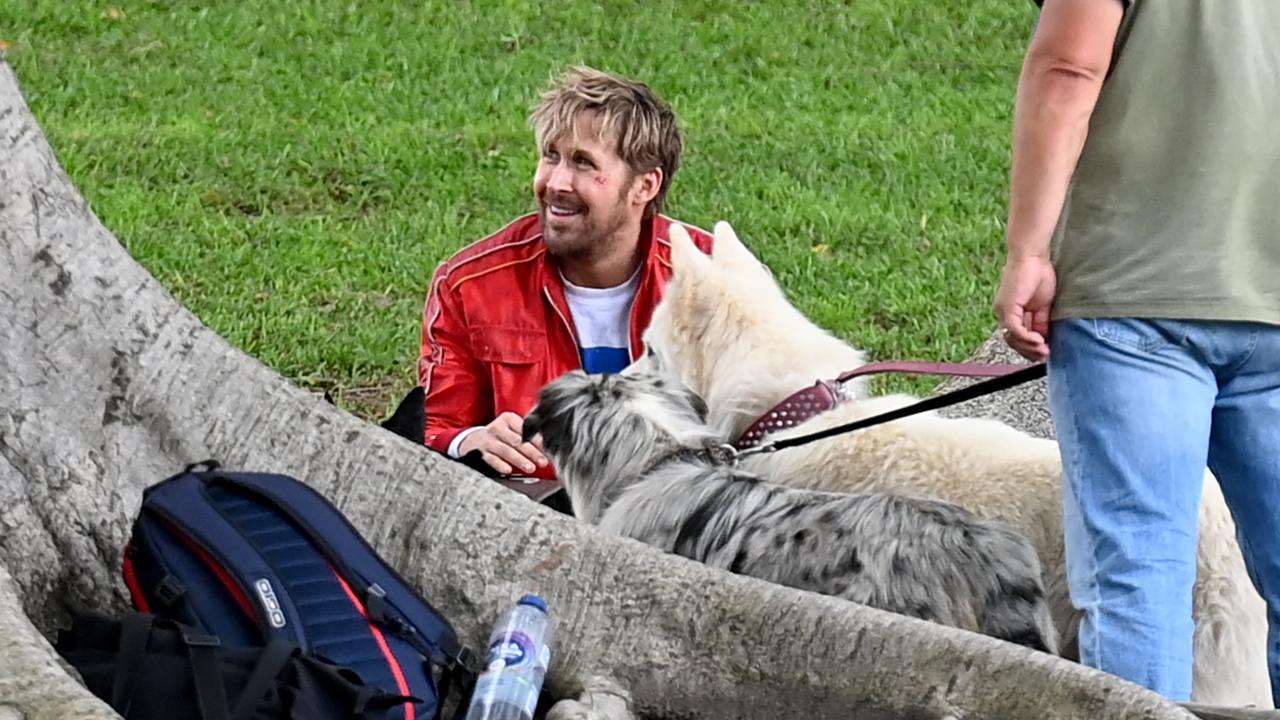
top-left (121, 541), bottom-right (153, 614)
top-left (333, 570), bottom-right (415, 720)
top-left (157, 516), bottom-right (258, 622)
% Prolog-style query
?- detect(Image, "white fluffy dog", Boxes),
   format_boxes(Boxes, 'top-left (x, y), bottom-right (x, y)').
top-left (630, 221), bottom-right (1271, 706)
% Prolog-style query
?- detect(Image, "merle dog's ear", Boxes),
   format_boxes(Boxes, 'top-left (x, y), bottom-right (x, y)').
top-left (522, 396), bottom-right (570, 453)
top-left (521, 408), bottom-right (543, 444)
top-left (380, 386), bottom-right (426, 445)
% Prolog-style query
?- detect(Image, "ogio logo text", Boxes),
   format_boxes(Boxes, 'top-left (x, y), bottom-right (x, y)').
top-left (254, 578), bottom-right (287, 628)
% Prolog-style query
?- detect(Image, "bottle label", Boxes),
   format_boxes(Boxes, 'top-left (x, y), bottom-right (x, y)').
top-left (486, 631), bottom-right (537, 671)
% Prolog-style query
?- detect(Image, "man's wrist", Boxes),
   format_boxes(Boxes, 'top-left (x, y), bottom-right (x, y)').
top-left (447, 426), bottom-right (484, 458)
top-left (1004, 242), bottom-right (1051, 263)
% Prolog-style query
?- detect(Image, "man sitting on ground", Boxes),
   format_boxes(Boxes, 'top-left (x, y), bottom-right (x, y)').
top-left (419, 66), bottom-right (712, 488)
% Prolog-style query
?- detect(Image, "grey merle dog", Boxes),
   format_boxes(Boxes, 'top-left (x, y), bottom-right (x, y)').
top-left (523, 369), bottom-right (1059, 653)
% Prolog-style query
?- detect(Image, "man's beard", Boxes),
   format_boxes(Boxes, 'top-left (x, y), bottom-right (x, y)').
top-left (540, 194), bottom-right (632, 264)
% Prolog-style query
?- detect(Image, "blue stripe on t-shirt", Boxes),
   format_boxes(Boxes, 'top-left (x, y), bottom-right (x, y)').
top-left (581, 346), bottom-right (630, 374)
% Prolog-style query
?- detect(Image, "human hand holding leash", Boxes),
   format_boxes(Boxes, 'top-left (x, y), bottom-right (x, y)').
top-left (994, 255), bottom-right (1056, 362)
top-left (458, 411), bottom-right (549, 475)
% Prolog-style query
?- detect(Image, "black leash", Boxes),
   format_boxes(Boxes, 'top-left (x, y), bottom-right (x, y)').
top-left (733, 363), bottom-right (1046, 460)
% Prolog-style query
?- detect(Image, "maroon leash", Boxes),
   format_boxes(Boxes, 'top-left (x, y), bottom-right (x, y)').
top-left (733, 360), bottom-right (1044, 451)
top-left (834, 360), bottom-right (1037, 383)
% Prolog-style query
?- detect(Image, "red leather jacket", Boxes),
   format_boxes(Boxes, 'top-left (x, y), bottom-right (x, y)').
top-left (419, 212), bottom-right (713, 479)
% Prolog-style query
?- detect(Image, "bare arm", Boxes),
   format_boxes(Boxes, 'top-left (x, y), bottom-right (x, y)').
top-left (995, 0), bottom-right (1125, 359)
top-left (1008, 0), bottom-right (1124, 259)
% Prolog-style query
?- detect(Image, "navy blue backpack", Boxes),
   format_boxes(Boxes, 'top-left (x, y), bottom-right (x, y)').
top-left (123, 462), bottom-right (479, 720)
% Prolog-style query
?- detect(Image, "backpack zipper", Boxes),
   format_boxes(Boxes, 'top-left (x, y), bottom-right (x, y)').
top-left (334, 571), bottom-right (416, 720)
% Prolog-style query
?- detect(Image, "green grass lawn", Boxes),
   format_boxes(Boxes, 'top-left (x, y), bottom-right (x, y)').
top-left (2, 0), bottom-right (1035, 419)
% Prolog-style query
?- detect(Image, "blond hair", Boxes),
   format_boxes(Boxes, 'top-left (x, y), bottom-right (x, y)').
top-left (530, 66), bottom-right (682, 217)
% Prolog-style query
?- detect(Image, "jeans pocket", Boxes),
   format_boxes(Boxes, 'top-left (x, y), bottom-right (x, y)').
top-left (1090, 318), bottom-right (1174, 352)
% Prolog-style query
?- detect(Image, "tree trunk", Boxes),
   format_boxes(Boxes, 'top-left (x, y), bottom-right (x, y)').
top-left (0, 57), bottom-right (1208, 720)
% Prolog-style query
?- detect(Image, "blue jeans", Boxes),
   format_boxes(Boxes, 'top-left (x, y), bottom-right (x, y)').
top-left (1048, 318), bottom-right (1280, 703)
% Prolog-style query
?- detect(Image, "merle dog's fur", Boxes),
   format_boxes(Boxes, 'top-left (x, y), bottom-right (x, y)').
top-left (524, 369), bottom-right (1059, 653)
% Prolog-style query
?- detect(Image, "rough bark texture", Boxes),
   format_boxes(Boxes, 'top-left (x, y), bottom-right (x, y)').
top-left (0, 57), bottom-right (1214, 719)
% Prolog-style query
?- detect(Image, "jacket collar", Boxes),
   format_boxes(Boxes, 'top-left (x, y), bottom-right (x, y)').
top-left (538, 216), bottom-right (661, 358)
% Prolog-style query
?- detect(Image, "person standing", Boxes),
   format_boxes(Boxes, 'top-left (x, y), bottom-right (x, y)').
top-left (995, 0), bottom-right (1280, 703)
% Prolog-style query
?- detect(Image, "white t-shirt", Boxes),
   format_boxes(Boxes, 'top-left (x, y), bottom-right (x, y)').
top-left (446, 269), bottom-right (640, 458)
top-left (562, 268), bottom-right (639, 375)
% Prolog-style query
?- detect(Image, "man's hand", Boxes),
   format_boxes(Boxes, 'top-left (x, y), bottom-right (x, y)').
top-left (457, 412), bottom-right (549, 475)
top-left (994, 255), bottom-right (1056, 361)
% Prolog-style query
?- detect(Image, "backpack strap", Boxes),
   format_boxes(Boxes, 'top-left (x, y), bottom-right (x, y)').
top-left (181, 629), bottom-right (230, 720)
top-left (230, 638), bottom-right (297, 720)
top-left (364, 587), bottom-right (477, 720)
top-left (439, 663), bottom-right (479, 720)
top-left (363, 584), bottom-right (479, 674)
top-left (60, 608), bottom-right (419, 720)
top-left (111, 613), bottom-right (155, 714)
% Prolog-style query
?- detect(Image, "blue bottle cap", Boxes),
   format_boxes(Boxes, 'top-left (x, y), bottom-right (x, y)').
top-left (518, 594), bottom-right (548, 613)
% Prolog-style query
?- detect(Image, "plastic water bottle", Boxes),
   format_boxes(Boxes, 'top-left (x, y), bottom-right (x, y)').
top-left (463, 594), bottom-right (556, 720)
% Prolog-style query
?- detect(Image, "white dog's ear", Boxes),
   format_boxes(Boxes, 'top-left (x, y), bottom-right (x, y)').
top-left (669, 223), bottom-right (712, 275)
top-left (712, 221), bottom-right (744, 256)
top-left (712, 221), bottom-right (771, 277)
